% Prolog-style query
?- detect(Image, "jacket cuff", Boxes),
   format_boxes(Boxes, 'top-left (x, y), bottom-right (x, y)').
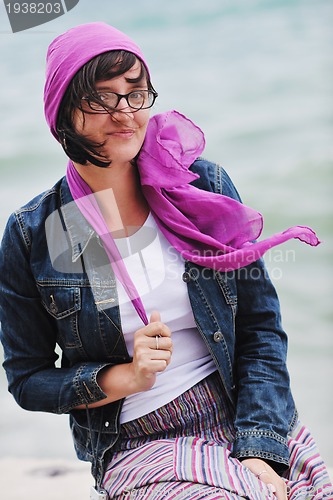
top-left (61, 362), bottom-right (111, 412)
top-left (233, 430), bottom-right (290, 473)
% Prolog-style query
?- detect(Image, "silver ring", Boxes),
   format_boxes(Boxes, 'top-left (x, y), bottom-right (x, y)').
top-left (155, 335), bottom-right (159, 350)
top-left (257, 470), bottom-right (268, 479)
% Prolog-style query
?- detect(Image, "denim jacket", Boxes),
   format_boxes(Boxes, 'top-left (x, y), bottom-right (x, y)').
top-left (0, 159), bottom-right (297, 485)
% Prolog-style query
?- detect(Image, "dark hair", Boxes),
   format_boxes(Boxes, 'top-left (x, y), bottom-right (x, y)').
top-left (56, 50), bottom-right (156, 167)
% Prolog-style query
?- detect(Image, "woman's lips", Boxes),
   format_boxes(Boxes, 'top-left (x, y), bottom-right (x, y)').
top-left (108, 129), bottom-right (135, 138)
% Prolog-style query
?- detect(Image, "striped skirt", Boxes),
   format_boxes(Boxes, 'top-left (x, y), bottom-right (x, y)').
top-left (102, 372), bottom-right (332, 499)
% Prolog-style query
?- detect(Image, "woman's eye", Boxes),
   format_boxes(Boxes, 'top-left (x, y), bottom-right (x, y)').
top-left (130, 92), bottom-right (143, 100)
top-left (97, 93), bottom-right (109, 102)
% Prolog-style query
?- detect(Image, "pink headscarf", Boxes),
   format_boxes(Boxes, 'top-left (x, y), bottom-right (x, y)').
top-left (44, 22), bottom-right (149, 140)
top-left (44, 23), bottom-right (320, 324)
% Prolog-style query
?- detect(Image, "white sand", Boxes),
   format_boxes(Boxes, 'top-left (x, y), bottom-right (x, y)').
top-left (0, 458), bottom-right (92, 499)
top-left (0, 458), bottom-right (332, 499)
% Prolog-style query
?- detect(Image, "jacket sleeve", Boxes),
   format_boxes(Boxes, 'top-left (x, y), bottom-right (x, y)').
top-left (0, 213), bottom-right (109, 414)
top-left (220, 166), bottom-right (296, 472)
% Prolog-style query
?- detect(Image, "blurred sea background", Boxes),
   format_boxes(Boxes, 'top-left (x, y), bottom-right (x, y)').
top-left (0, 0), bottom-right (332, 470)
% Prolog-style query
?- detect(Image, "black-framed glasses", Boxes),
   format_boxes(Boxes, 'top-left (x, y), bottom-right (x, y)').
top-left (82, 90), bottom-right (158, 113)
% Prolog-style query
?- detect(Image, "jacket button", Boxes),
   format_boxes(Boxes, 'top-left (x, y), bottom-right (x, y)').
top-left (50, 303), bottom-right (58, 314)
top-left (182, 272), bottom-right (191, 283)
top-left (213, 331), bottom-right (223, 342)
top-left (49, 295), bottom-right (58, 314)
top-left (104, 421), bottom-right (110, 428)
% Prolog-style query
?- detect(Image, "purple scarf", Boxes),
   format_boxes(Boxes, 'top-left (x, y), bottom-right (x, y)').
top-left (66, 110), bottom-right (319, 324)
top-left (137, 110), bottom-right (320, 269)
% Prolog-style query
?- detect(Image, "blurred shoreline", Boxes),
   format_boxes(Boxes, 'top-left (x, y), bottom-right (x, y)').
top-left (0, 458), bottom-right (91, 500)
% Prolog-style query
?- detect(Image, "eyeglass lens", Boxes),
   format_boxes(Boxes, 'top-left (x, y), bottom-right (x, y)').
top-left (88, 90), bottom-right (155, 111)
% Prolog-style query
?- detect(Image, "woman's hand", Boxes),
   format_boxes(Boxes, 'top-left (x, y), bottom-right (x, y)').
top-left (241, 458), bottom-right (288, 499)
top-left (75, 311), bottom-right (172, 410)
top-left (129, 310), bottom-right (173, 392)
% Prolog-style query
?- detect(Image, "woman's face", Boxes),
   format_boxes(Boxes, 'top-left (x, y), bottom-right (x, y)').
top-left (73, 59), bottom-right (150, 167)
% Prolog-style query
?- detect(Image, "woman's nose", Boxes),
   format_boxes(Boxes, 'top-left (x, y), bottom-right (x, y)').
top-left (110, 99), bottom-right (134, 122)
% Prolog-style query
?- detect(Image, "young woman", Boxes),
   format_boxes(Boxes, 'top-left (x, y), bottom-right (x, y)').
top-left (0, 22), bottom-right (331, 499)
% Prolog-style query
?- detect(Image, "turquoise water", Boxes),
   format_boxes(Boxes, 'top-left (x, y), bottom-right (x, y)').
top-left (0, 0), bottom-right (332, 466)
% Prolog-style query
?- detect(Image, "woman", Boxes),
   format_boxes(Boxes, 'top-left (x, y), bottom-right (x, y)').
top-left (0, 22), bottom-right (331, 500)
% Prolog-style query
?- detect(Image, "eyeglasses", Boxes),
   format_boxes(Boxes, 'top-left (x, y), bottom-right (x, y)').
top-left (82, 90), bottom-right (158, 113)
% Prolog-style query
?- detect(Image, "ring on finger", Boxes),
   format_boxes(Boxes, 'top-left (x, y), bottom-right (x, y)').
top-left (155, 335), bottom-right (161, 350)
top-left (257, 470), bottom-right (269, 479)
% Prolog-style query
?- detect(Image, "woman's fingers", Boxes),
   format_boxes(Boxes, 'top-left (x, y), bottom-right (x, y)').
top-left (131, 310), bottom-right (173, 388)
top-left (150, 345), bottom-right (172, 363)
top-left (150, 335), bottom-right (173, 352)
top-left (150, 310), bottom-right (161, 323)
top-left (134, 327), bottom-right (172, 351)
top-left (144, 321), bottom-right (172, 338)
top-left (241, 458), bottom-right (288, 500)
top-left (146, 310), bottom-right (172, 337)
top-left (135, 310), bottom-right (172, 347)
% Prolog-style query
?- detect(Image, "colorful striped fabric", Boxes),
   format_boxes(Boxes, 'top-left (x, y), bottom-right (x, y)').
top-left (284, 422), bottom-right (332, 499)
top-left (102, 373), bottom-right (332, 499)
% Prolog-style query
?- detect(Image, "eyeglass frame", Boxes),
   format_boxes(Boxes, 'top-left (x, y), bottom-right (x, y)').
top-left (81, 89), bottom-right (158, 114)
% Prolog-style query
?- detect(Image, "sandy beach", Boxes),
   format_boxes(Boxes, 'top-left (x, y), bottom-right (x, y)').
top-left (0, 458), bottom-right (92, 500)
top-left (0, 458), bottom-right (332, 499)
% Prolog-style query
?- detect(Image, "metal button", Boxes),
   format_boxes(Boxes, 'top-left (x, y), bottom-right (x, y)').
top-left (49, 295), bottom-right (58, 314)
top-left (213, 331), bottom-right (223, 342)
top-left (182, 272), bottom-right (191, 283)
top-left (104, 421), bottom-right (110, 428)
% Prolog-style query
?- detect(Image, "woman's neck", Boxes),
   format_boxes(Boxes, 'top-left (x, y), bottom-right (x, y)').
top-left (73, 160), bottom-right (149, 236)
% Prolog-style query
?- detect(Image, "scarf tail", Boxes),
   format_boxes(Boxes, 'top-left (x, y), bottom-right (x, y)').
top-left (67, 161), bottom-right (149, 325)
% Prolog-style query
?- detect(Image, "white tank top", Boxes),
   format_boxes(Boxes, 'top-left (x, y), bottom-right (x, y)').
top-left (114, 213), bottom-right (216, 423)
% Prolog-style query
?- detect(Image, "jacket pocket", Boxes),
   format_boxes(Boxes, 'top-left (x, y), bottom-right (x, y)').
top-left (37, 283), bottom-right (82, 349)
